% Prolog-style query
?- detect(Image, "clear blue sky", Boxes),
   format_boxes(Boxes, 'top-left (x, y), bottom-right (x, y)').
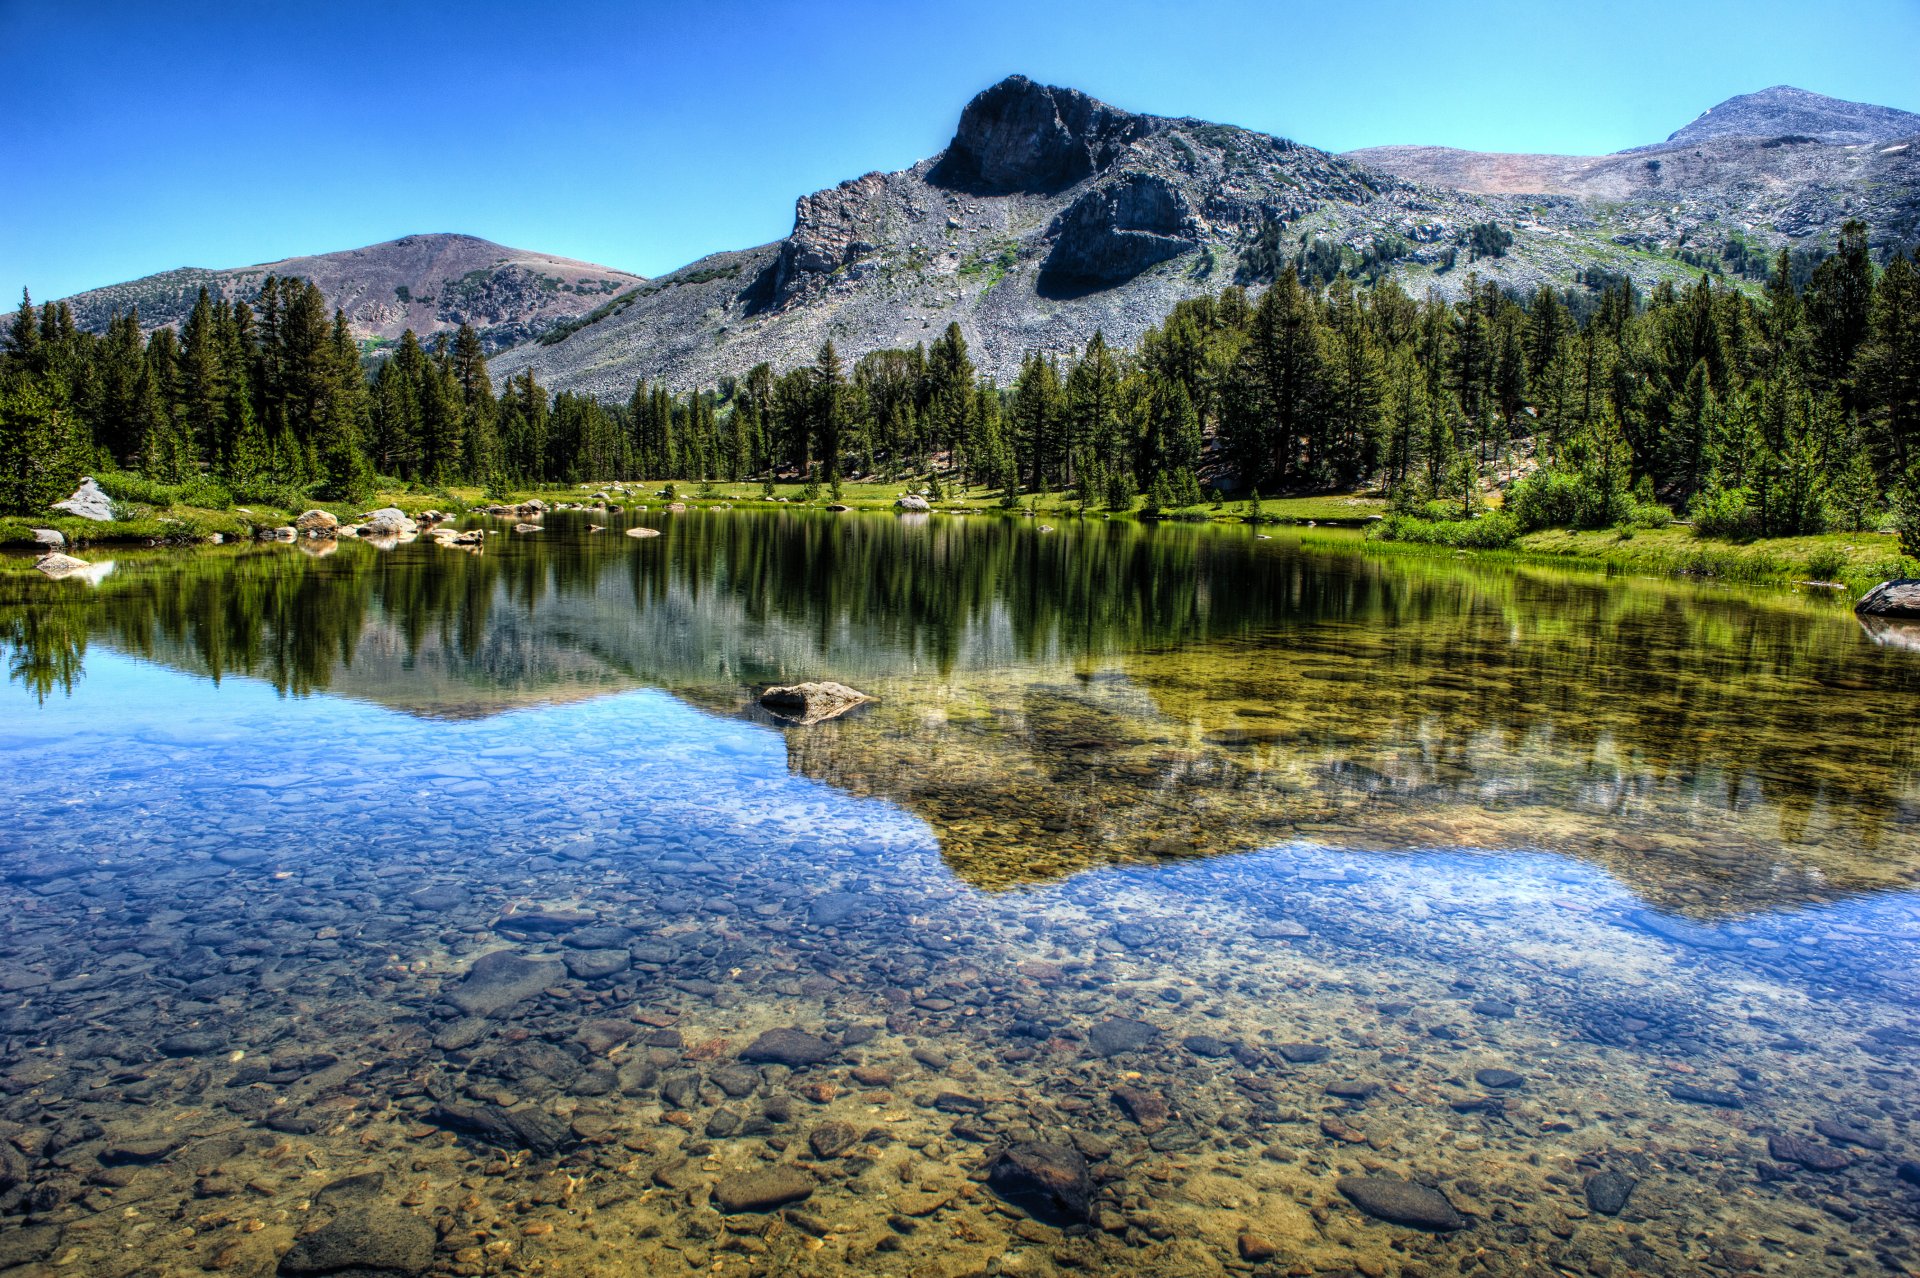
top-left (5, 0), bottom-right (1916, 303)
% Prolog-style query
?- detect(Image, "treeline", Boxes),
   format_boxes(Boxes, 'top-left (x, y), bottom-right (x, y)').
top-left (4, 219), bottom-right (1917, 539)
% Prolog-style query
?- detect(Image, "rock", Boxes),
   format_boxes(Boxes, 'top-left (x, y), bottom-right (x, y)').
top-left (157, 1031), bottom-right (225, 1056)
top-left (294, 509), bottom-right (338, 534)
top-left (985, 1142), bottom-right (1092, 1226)
top-left (625, 526), bottom-right (661, 538)
top-left (1087, 1016), bottom-right (1160, 1056)
top-left (1669, 1082), bottom-right (1745, 1108)
top-left (1238, 1233), bottom-right (1278, 1262)
top-left (429, 1102), bottom-right (574, 1156)
top-left (809, 891), bottom-right (869, 925)
top-left (934, 75), bottom-right (1142, 194)
top-left (563, 948), bottom-right (630, 980)
top-left (758, 681), bottom-right (874, 726)
top-left (809, 1121), bottom-right (860, 1158)
top-left (1628, 909), bottom-right (1742, 951)
top-left (35, 552), bottom-right (91, 579)
top-left (1043, 171), bottom-right (1199, 285)
top-left (51, 476), bottom-right (113, 521)
top-left (1584, 1170), bottom-right (1637, 1216)
top-left (1899, 1161), bottom-right (1920, 1186)
top-left (1768, 1133), bottom-right (1851, 1171)
top-left (1182, 1035), bottom-right (1234, 1057)
top-left (1856, 578), bottom-right (1920, 618)
top-left (445, 950), bottom-right (565, 1018)
top-left (1474, 1068), bottom-right (1525, 1089)
top-left (29, 527), bottom-right (63, 548)
top-left (278, 1204), bottom-right (435, 1275)
top-left (1277, 1042), bottom-right (1329, 1063)
top-left (713, 1166), bottom-right (814, 1213)
top-left (1337, 1175), bottom-right (1470, 1231)
top-left (1112, 1084), bottom-right (1170, 1132)
top-left (1814, 1118), bottom-right (1886, 1150)
top-left (361, 507), bottom-right (418, 537)
top-left (0, 1224), bottom-right (61, 1270)
top-left (1325, 1080), bottom-right (1379, 1100)
top-left (895, 494), bottom-right (931, 512)
top-left (1470, 999), bottom-right (1516, 1019)
top-left (432, 1018), bottom-right (488, 1051)
top-left (740, 1027), bottom-right (836, 1067)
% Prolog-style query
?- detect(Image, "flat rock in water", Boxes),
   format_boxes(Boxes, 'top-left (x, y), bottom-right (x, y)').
top-left (158, 1031), bottom-right (225, 1057)
top-left (1584, 1170), bottom-right (1636, 1216)
top-left (986, 1142), bottom-right (1092, 1225)
top-left (1277, 1042), bottom-right (1329, 1063)
top-left (1669, 1082), bottom-right (1745, 1109)
top-left (1338, 1175), bottom-right (1469, 1231)
top-left (741, 1026), bottom-right (836, 1067)
top-left (278, 1204), bottom-right (435, 1275)
top-left (1814, 1118), bottom-right (1886, 1150)
top-left (1087, 1016), bottom-right (1160, 1056)
top-left (445, 950), bottom-right (565, 1017)
top-left (1856, 578), bottom-right (1920, 618)
top-left (563, 948), bottom-right (630, 980)
top-left (1768, 1133), bottom-right (1850, 1171)
top-left (1475, 1068), bottom-right (1525, 1089)
top-left (809, 891), bottom-right (869, 925)
top-left (0, 1224), bottom-right (62, 1270)
top-left (1182, 1035), bottom-right (1235, 1057)
top-left (625, 525), bottom-right (661, 538)
top-left (35, 552), bottom-right (91, 579)
top-left (758, 680), bottom-right (874, 725)
top-left (713, 1166), bottom-right (814, 1212)
top-left (429, 1102), bottom-right (573, 1156)
top-left (1627, 909), bottom-right (1741, 951)
top-left (808, 1121), bottom-right (859, 1158)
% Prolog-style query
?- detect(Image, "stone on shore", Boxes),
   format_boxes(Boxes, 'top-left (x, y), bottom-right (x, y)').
top-left (51, 477), bottom-right (113, 521)
top-left (30, 527), bottom-right (63, 548)
top-left (294, 509), bottom-right (339, 534)
top-left (895, 494), bottom-right (931, 512)
top-left (361, 507), bottom-right (418, 537)
top-left (1856, 579), bottom-right (1920, 618)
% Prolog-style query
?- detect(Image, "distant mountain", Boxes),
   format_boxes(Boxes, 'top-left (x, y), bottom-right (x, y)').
top-left (1661, 85), bottom-right (1920, 147)
top-left (495, 75), bottom-right (1732, 396)
top-left (1349, 87), bottom-right (1919, 271)
top-left (58, 234), bottom-right (645, 353)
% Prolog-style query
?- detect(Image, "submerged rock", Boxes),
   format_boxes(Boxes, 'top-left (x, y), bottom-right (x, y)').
top-left (51, 477), bottom-right (113, 521)
top-left (1337, 1175), bottom-right (1470, 1231)
top-left (1087, 1016), bottom-right (1160, 1056)
top-left (429, 1102), bottom-right (574, 1156)
top-left (1584, 1170), bottom-right (1637, 1216)
top-left (741, 1026), bottom-right (836, 1067)
top-left (445, 950), bottom-right (565, 1017)
top-left (625, 525), bottom-right (662, 538)
top-left (278, 1204), bottom-right (435, 1275)
top-left (713, 1166), bottom-right (814, 1212)
top-left (1768, 1132), bottom-right (1850, 1171)
top-left (758, 681), bottom-right (874, 726)
top-left (35, 552), bottom-right (91, 579)
top-left (986, 1141), bottom-right (1092, 1225)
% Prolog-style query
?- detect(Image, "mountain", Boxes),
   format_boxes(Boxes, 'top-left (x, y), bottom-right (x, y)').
top-left (497, 76), bottom-right (1918, 397)
top-left (1349, 87), bottom-right (1919, 271)
top-left (493, 75), bottom-right (1731, 395)
top-left (1660, 85), bottom-right (1920, 147)
top-left (58, 233), bottom-right (645, 353)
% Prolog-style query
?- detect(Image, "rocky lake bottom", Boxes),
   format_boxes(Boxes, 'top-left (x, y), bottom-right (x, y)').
top-left (2, 512), bottom-right (1919, 1277)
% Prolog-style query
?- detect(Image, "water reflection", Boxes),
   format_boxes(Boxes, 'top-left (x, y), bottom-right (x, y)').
top-left (4, 511), bottom-right (1913, 910)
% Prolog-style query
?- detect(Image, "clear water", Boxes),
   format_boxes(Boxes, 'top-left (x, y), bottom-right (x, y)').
top-left (2, 509), bottom-right (1918, 1278)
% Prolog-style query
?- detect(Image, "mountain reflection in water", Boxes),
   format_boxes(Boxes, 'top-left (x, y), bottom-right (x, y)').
top-left (3, 508), bottom-right (1915, 912)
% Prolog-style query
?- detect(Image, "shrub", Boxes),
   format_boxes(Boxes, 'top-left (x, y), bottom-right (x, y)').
top-left (1370, 511), bottom-right (1520, 550)
top-left (95, 469), bottom-right (235, 511)
top-left (1689, 486), bottom-right (1759, 539)
top-left (1505, 464), bottom-right (1636, 531)
top-left (1803, 547), bottom-right (1847, 581)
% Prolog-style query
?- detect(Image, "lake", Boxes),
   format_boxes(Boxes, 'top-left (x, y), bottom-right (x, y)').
top-left (2, 508), bottom-right (1918, 1277)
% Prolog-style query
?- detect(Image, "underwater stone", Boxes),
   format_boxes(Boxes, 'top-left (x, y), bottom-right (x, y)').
top-left (740, 1027), bottom-right (836, 1067)
top-left (713, 1165), bottom-right (815, 1212)
top-left (445, 950), bottom-right (564, 1017)
top-left (1337, 1176), bottom-right (1470, 1231)
top-left (1584, 1170), bottom-right (1637, 1216)
top-left (986, 1142), bottom-right (1092, 1226)
top-left (278, 1204), bottom-right (434, 1275)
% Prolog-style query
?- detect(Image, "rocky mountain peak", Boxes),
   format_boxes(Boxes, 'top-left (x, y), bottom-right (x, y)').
top-left (1665, 85), bottom-right (1920, 147)
top-left (932, 74), bottom-right (1155, 193)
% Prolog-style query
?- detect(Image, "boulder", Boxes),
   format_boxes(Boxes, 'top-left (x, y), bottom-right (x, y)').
top-left (35, 552), bottom-right (90, 579)
top-left (985, 1142), bottom-right (1092, 1225)
top-left (361, 507), bottom-right (418, 537)
top-left (294, 509), bottom-right (339, 534)
top-left (740, 1027), bottom-right (836, 1067)
top-left (895, 494), bottom-right (931, 512)
top-left (30, 527), bottom-right (63, 548)
top-left (933, 75), bottom-right (1143, 193)
top-left (758, 681), bottom-right (874, 726)
top-left (713, 1166), bottom-right (814, 1213)
top-left (1857, 579), bottom-right (1920, 619)
top-left (51, 477), bottom-right (113, 521)
top-left (1043, 171), bottom-right (1200, 286)
top-left (513, 523), bottom-right (541, 534)
top-left (428, 1102), bottom-right (573, 1156)
top-left (445, 950), bottom-right (565, 1018)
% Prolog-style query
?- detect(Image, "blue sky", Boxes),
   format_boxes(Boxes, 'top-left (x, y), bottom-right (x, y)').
top-left (5, 0), bottom-right (1916, 303)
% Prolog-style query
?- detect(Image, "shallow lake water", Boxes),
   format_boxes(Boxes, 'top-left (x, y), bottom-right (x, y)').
top-left (2, 509), bottom-right (1919, 1278)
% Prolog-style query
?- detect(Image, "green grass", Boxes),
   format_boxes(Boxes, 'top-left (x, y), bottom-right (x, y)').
top-left (1506, 525), bottom-right (1906, 595)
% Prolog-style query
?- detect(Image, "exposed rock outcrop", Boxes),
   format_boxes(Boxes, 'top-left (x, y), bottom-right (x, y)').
top-left (1043, 171), bottom-right (1199, 286)
top-left (51, 478), bottom-right (113, 522)
top-left (932, 74), bottom-right (1149, 193)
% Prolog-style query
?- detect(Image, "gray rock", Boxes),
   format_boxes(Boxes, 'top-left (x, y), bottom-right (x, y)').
top-left (562, 948), bottom-right (630, 980)
top-left (1584, 1170), bottom-right (1636, 1216)
top-left (740, 1027), bottom-right (836, 1067)
top-left (986, 1141), bottom-right (1092, 1225)
top-left (51, 477), bottom-right (113, 521)
top-left (894, 494), bottom-right (931, 512)
top-left (809, 1120), bottom-right (860, 1158)
top-left (1277, 1043), bottom-right (1329, 1063)
top-left (294, 509), bottom-right (339, 534)
top-left (1857, 579), bottom-right (1920, 618)
top-left (278, 1204), bottom-right (434, 1275)
top-left (158, 1031), bottom-right (225, 1056)
top-left (445, 950), bottom-right (565, 1017)
top-left (1474, 1068), bottom-right (1525, 1089)
top-left (361, 507), bottom-right (418, 537)
top-left (1768, 1132), bottom-right (1850, 1171)
top-left (0, 1223), bottom-right (61, 1269)
top-left (29, 527), bottom-right (63, 548)
top-left (1087, 1016), bottom-right (1160, 1056)
top-left (935, 75), bottom-right (1143, 194)
top-left (1337, 1175), bottom-right (1470, 1231)
top-left (1814, 1118), bottom-right (1886, 1150)
top-left (429, 1102), bottom-right (573, 1156)
top-left (1043, 171), bottom-right (1199, 285)
top-left (35, 552), bottom-right (92, 579)
top-left (712, 1165), bottom-right (814, 1212)
top-left (759, 681), bottom-right (874, 725)
top-left (1669, 1082), bottom-right (1745, 1108)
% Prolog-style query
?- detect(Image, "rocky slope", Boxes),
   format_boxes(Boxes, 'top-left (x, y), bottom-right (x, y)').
top-left (496, 76), bottom-right (1725, 395)
top-left (1350, 86), bottom-right (1919, 271)
top-left (59, 233), bottom-right (644, 353)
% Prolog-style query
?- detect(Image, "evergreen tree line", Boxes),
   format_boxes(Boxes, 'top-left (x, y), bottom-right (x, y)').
top-left (4, 219), bottom-right (1917, 540)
